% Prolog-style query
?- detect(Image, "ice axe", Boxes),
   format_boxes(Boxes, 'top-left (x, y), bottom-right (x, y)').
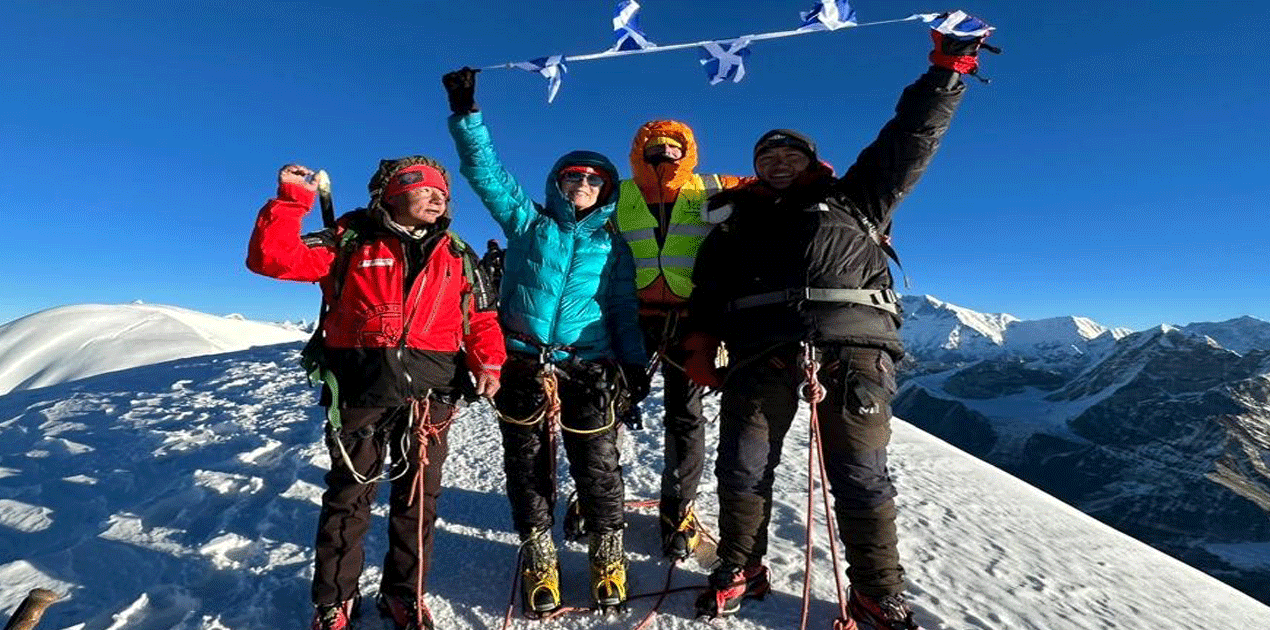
top-left (315, 169), bottom-right (336, 229)
top-left (3, 588), bottom-right (59, 630)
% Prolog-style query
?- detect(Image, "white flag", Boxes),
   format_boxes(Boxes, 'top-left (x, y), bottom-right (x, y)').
top-left (611, 0), bottom-right (656, 51)
top-left (798, 0), bottom-right (858, 32)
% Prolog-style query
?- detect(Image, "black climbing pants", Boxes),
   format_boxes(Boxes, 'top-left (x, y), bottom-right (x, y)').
top-left (640, 312), bottom-right (709, 530)
top-left (714, 343), bottom-right (905, 598)
top-left (311, 402), bottom-right (453, 605)
top-left (495, 354), bottom-right (625, 537)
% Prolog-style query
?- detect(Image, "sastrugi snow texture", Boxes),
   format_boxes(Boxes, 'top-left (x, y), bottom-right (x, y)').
top-left (1, 305), bottom-right (1268, 628)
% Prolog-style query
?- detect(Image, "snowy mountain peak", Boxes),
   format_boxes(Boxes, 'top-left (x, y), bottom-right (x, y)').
top-left (900, 295), bottom-right (1122, 365)
top-left (0, 303), bottom-right (308, 395)
top-left (901, 295), bottom-right (1015, 356)
top-left (1003, 315), bottom-right (1111, 346)
top-left (1179, 315), bottom-right (1270, 355)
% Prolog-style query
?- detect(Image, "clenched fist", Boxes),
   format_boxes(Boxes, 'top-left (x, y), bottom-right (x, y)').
top-left (278, 163), bottom-right (318, 193)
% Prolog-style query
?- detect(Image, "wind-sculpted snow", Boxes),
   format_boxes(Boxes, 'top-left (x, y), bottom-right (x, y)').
top-left (0, 303), bottom-right (309, 395)
top-left (2, 343), bottom-right (1269, 628)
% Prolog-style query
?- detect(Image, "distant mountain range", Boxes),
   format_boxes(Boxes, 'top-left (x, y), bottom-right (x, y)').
top-left (894, 295), bottom-right (1270, 604)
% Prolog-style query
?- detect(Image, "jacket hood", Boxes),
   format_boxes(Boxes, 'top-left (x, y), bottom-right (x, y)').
top-left (544, 150), bottom-right (621, 227)
top-left (629, 120), bottom-right (699, 202)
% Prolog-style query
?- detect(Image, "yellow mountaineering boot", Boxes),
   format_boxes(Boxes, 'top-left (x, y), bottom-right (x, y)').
top-left (520, 528), bottom-right (562, 617)
top-left (589, 529), bottom-right (628, 611)
top-left (662, 503), bottom-right (702, 561)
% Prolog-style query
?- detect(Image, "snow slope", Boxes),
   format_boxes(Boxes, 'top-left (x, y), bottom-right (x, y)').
top-left (2, 341), bottom-right (1268, 629)
top-left (0, 303), bottom-right (308, 395)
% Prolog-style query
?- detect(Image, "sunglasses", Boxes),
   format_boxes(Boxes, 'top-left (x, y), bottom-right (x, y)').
top-left (560, 171), bottom-right (607, 188)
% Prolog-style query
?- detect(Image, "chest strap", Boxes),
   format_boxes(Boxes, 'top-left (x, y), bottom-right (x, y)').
top-left (725, 287), bottom-right (900, 315)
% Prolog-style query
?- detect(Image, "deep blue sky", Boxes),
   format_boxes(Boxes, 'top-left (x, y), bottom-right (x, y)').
top-left (2, 1), bottom-right (1265, 331)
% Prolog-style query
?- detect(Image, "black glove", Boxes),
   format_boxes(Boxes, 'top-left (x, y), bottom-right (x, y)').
top-left (441, 67), bottom-right (480, 114)
top-left (620, 363), bottom-right (651, 405)
top-left (929, 11), bottom-right (995, 74)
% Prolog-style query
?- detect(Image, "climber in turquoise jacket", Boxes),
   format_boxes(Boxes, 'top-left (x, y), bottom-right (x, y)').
top-left (443, 67), bottom-right (648, 613)
top-left (447, 124), bottom-right (643, 366)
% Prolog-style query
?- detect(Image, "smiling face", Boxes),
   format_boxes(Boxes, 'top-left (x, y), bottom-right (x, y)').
top-left (557, 167), bottom-right (610, 212)
top-left (560, 176), bottom-right (603, 211)
top-left (386, 186), bottom-right (447, 226)
top-left (754, 147), bottom-right (812, 190)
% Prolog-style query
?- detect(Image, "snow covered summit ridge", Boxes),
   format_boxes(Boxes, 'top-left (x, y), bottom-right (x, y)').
top-left (0, 303), bottom-right (308, 395)
top-left (900, 294), bottom-right (1134, 362)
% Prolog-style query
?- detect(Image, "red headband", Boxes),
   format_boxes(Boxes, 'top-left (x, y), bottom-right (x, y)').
top-left (384, 164), bottom-right (449, 199)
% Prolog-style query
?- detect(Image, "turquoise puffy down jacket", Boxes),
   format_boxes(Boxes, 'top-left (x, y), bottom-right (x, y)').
top-left (449, 112), bottom-right (645, 365)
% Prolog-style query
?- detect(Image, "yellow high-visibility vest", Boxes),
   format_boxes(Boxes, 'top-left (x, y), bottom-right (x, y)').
top-left (615, 173), bottom-right (722, 298)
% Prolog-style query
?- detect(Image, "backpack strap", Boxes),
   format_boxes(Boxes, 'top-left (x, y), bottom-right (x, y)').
top-left (447, 230), bottom-right (479, 336)
top-left (831, 194), bottom-right (910, 289)
top-left (299, 222), bottom-right (366, 432)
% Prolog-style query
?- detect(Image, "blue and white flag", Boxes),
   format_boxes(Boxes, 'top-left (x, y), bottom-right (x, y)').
top-left (798, 0), bottom-right (857, 32)
top-left (487, 3), bottom-right (979, 102)
top-left (931, 10), bottom-right (993, 39)
top-left (511, 55), bottom-right (568, 103)
top-left (698, 37), bottom-right (752, 85)
top-left (610, 0), bottom-right (656, 52)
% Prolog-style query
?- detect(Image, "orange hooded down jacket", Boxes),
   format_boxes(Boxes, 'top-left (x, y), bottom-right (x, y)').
top-left (622, 120), bottom-right (748, 308)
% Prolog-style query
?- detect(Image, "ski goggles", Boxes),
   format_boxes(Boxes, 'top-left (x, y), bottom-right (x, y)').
top-left (558, 167), bottom-right (609, 189)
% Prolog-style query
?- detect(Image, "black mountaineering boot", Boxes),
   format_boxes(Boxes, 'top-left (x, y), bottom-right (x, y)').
top-left (694, 563), bottom-right (770, 619)
top-left (661, 503), bottom-right (702, 560)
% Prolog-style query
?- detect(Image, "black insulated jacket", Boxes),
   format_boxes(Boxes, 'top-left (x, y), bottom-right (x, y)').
top-left (690, 67), bottom-right (966, 359)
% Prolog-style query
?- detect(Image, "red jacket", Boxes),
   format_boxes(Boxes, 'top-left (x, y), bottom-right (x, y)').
top-left (248, 182), bottom-right (505, 406)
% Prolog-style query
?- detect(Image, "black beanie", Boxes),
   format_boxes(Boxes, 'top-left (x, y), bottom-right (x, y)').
top-left (752, 129), bottom-right (817, 162)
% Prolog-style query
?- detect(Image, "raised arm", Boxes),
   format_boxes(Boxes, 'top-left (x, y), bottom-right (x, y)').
top-left (443, 68), bottom-right (537, 238)
top-left (246, 164), bottom-right (336, 282)
top-left (834, 68), bottom-right (965, 233)
top-left (836, 13), bottom-right (992, 232)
